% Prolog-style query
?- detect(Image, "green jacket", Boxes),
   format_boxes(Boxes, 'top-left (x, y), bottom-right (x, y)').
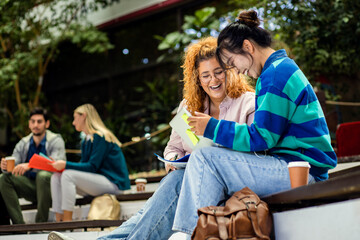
top-left (66, 133), bottom-right (130, 190)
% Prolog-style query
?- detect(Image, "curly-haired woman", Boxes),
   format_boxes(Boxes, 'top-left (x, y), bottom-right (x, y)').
top-left (163, 36), bottom-right (255, 172)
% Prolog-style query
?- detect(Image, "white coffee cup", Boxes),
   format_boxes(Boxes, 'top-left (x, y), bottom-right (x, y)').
top-left (5, 156), bottom-right (16, 172)
top-left (288, 161), bottom-right (311, 188)
top-left (135, 178), bottom-right (147, 192)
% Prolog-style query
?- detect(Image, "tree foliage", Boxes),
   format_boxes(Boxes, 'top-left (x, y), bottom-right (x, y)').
top-left (0, 0), bottom-right (117, 138)
top-left (261, 0), bottom-right (360, 79)
top-left (154, 7), bottom-right (221, 63)
top-left (157, 0), bottom-right (360, 97)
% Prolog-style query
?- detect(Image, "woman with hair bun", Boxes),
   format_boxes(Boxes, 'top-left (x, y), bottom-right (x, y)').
top-left (50, 103), bottom-right (130, 222)
top-left (172, 10), bottom-right (337, 237)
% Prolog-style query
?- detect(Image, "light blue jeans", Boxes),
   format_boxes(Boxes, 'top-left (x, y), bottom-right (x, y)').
top-left (98, 147), bottom-right (315, 239)
top-left (97, 169), bottom-right (185, 240)
top-left (172, 147), bottom-right (315, 235)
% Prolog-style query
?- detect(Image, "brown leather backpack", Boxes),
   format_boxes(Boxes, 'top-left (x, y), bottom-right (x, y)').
top-left (191, 187), bottom-right (272, 240)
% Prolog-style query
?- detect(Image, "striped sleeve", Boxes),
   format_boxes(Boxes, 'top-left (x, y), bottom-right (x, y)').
top-left (204, 85), bottom-right (296, 152)
top-left (204, 61), bottom-right (312, 152)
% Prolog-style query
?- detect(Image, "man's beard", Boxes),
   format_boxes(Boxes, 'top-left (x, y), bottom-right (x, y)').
top-left (33, 131), bottom-right (45, 136)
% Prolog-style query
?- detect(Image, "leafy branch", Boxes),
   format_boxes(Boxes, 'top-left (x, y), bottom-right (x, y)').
top-left (0, 0), bottom-right (118, 138)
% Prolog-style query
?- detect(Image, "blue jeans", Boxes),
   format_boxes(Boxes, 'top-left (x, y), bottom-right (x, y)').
top-left (172, 147), bottom-right (315, 235)
top-left (98, 147), bottom-right (315, 239)
top-left (97, 169), bottom-right (185, 240)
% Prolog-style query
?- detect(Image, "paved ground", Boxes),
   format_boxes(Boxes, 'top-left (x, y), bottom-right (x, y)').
top-left (0, 230), bottom-right (188, 239)
top-left (0, 231), bottom-right (107, 240)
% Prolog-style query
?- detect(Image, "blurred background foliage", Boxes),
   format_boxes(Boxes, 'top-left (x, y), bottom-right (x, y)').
top-left (156, 0), bottom-right (360, 141)
top-left (1, 0), bottom-right (360, 172)
top-left (0, 0), bottom-right (118, 140)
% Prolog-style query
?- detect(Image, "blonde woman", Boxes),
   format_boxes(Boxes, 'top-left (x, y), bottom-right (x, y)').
top-left (50, 104), bottom-right (130, 222)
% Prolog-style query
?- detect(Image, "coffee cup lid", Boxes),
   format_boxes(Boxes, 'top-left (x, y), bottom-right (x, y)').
top-left (5, 156), bottom-right (15, 160)
top-left (135, 178), bottom-right (147, 183)
top-left (288, 161), bottom-right (311, 168)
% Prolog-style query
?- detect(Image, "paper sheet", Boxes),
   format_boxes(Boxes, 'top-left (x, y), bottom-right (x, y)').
top-left (169, 107), bottom-right (215, 150)
top-left (28, 153), bottom-right (63, 172)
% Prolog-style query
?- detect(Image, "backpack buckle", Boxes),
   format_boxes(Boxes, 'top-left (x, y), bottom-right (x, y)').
top-left (244, 201), bottom-right (257, 209)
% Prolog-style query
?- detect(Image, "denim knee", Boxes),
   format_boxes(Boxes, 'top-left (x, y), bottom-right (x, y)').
top-left (161, 169), bottom-right (184, 195)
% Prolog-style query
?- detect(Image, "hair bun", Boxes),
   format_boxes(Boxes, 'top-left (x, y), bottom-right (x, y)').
top-left (237, 10), bottom-right (260, 28)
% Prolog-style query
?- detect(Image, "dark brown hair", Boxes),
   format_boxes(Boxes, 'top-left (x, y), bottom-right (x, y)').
top-left (216, 10), bottom-right (272, 68)
top-left (29, 107), bottom-right (48, 121)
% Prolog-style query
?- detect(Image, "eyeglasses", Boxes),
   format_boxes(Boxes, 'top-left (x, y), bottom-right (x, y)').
top-left (199, 69), bottom-right (226, 84)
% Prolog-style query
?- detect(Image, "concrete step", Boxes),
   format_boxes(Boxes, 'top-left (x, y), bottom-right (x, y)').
top-left (20, 182), bottom-right (159, 224)
top-left (0, 231), bottom-right (109, 240)
top-left (0, 231), bottom-right (189, 240)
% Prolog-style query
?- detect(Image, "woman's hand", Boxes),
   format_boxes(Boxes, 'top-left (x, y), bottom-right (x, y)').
top-left (51, 160), bottom-right (66, 171)
top-left (188, 112), bottom-right (211, 136)
top-left (165, 163), bottom-right (177, 173)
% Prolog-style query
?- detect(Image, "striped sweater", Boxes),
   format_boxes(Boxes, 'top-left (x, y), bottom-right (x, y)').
top-left (204, 49), bottom-right (337, 181)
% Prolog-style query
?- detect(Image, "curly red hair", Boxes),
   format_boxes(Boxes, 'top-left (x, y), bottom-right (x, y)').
top-left (182, 36), bottom-right (254, 114)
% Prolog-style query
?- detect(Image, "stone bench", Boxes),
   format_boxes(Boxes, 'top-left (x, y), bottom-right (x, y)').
top-left (262, 167), bottom-right (360, 239)
top-left (0, 219), bottom-right (125, 234)
top-left (0, 176), bottom-right (164, 234)
top-left (262, 167), bottom-right (360, 212)
top-left (20, 175), bottom-right (164, 211)
top-left (2, 191), bottom-right (155, 234)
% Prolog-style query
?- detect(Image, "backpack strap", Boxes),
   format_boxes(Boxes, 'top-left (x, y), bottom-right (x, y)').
top-left (245, 201), bottom-right (270, 240)
top-left (214, 207), bottom-right (228, 240)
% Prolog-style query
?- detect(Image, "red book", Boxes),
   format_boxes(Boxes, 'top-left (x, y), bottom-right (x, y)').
top-left (28, 153), bottom-right (63, 172)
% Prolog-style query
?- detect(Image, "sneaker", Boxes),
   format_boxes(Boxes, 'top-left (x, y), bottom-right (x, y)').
top-left (168, 232), bottom-right (190, 240)
top-left (48, 231), bottom-right (75, 240)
